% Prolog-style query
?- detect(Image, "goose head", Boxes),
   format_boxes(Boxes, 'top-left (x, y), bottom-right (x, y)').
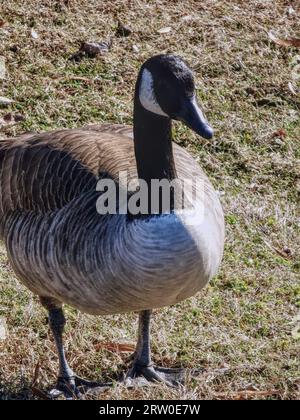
top-left (137, 54), bottom-right (213, 140)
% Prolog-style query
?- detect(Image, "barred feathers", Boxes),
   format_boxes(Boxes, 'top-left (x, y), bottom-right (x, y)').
top-left (0, 125), bottom-right (224, 315)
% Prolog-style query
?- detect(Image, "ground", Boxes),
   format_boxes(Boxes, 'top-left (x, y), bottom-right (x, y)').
top-left (0, 0), bottom-right (299, 400)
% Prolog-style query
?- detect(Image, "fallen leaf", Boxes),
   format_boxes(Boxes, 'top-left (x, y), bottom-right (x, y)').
top-left (31, 386), bottom-right (50, 400)
top-left (69, 51), bottom-right (84, 62)
top-left (287, 6), bottom-right (295, 16)
top-left (70, 40), bottom-right (112, 62)
top-left (283, 246), bottom-right (292, 255)
top-left (0, 96), bottom-right (14, 105)
top-left (32, 361), bottom-right (40, 387)
top-left (214, 389), bottom-right (280, 400)
top-left (14, 114), bottom-right (25, 122)
top-left (81, 40), bottom-right (112, 56)
top-left (31, 28), bottom-right (39, 39)
top-left (9, 45), bottom-right (18, 53)
top-left (94, 342), bottom-right (135, 353)
top-left (30, 361), bottom-right (51, 399)
top-left (2, 113), bottom-right (12, 122)
top-left (272, 128), bottom-right (286, 139)
top-left (132, 44), bottom-right (139, 53)
top-left (0, 19), bottom-right (7, 28)
top-left (157, 27), bottom-right (172, 34)
top-left (0, 317), bottom-right (8, 340)
top-left (288, 82), bottom-right (298, 95)
top-left (234, 389), bottom-right (280, 399)
top-left (0, 56), bottom-right (6, 79)
top-left (263, 239), bottom-right (292, 260)
top-left (238, 383), bottom-right (259, 392)
top-left (181, 15), bottom-right (193, 22)
top-left (0, 113), bottom-right (25, 128)
top-left (255, 98), bottom-right (281, 107)
top-left (248, 182), bottom-right (259, 192)
top-left (116, 21), bottom-right (132, 37)
top-left (268, 31), bottom-right (300, 48)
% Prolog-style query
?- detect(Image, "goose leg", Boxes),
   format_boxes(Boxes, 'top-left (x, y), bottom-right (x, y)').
top-left (40, 297), bottom-right (98, 399)
top-left (126, 310), bottom-right (184, 387)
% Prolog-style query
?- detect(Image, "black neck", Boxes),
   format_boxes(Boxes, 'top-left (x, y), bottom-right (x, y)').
top-left (132, 81), bottom-right (177, 216)
top-left (133, 89), bottom-right (177, 184)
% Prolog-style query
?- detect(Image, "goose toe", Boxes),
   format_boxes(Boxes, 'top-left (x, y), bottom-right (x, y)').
top-left (48, 377), bottom-right (82, 400)
top-left (48, 375), bottom-right (110, 400)
top-left (125, 364), bottom-right (185, 388)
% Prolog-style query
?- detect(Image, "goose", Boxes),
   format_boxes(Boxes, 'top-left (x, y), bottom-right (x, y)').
top-left (0, 54), bottom-right (225, 397)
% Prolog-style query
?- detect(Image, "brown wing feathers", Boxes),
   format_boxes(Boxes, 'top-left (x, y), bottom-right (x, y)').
top-left (0, 131), bottom-right (98, 216)
top-left (0, 124), bottom-right (136, 221)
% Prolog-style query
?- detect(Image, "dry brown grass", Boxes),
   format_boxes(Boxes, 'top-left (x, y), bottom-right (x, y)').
top-left (0, 0), bottom-right (299, 400)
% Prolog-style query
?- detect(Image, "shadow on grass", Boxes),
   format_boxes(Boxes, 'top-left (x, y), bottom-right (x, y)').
top-left (0, 379), bottom-right (34, 400)
top-left (0, 365), bottom-right (194, 399)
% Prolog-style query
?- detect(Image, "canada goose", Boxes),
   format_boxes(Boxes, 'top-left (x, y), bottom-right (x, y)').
top-left (0, 54), bottom-right (224, 397)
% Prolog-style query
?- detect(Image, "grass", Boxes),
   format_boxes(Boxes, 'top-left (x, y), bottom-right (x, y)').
top-left (0, 0), bottom-right (299, 400)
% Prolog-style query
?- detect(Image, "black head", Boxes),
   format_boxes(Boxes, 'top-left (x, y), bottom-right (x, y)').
top-left (137, 54), bottom-right (213, 140)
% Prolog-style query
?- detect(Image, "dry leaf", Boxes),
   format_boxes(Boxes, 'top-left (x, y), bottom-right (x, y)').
top-left (288, 82), bottom-right (298, 95)
top-left (31, 386), bottom-right (50, 400)
top-left (263, 239), bottom-right (292, 260)
top-left (248, 182), bottom-right (259, 192)
top-left (181, 15), bottom-right (193, 22)
top-left (0, 96), bottom-right (14, 105)
top-left (31, 28), bottom-right (39, 39)
top-left (70, 40), bottom-right (112, 62)
top-left (214, 389), bottom-right (280, 400)
top-left (282, 246), bottom-right (292, 256)
top-left (32, 361), bottom-right (40, 387)
top-left (30, 361), bottom-right (51, 399)
top-left (233, 389), bottom-right (280, 399)
top-left (0, 56), bottom-right (6, 79)
top-left (268, 31), bottom-right (300, 48)
top-left (9, 45), bottom-right (18, 53)
top-left (287, 6), bottom-right (295, 16)
top-left (81, 40), bottom-right (112, 56)
top-left (0, 113), bottom-right (25, 128)
top-left (94, 342), bottom-right (135, 353)
top-left (116, 21), bottom-right (132, 37)
top-left (157, 27), bottom-right (172, 34)
top-left (69, 51), bottom-right (84, 62)
top-left (0, 317), bottom-right (8, 340)
top-left (0, 19), bottom-right (7, 28)
top-left (132, 44), bottom-right (139, 53)
top-left (238, 384), bottom-right (259, 391)
top-left (272, 128), bottom-right (286, 139)
top-left (13, 114), bottom-right (25, 122)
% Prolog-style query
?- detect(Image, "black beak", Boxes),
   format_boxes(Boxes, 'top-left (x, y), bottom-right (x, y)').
top-left (177, 97), bottom-right (213, 140)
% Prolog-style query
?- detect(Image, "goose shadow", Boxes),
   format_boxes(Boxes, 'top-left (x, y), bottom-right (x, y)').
top-left (0, 366), bottom-right (206, 399)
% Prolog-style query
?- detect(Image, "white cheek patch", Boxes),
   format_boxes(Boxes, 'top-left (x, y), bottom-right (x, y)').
top-left (139, 68), bottom-right (168, 117)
